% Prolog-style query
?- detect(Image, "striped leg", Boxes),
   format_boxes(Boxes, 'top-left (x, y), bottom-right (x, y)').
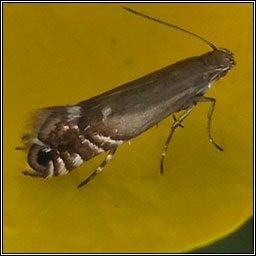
top-left (196, 96), bottom-right (223, 151)
top-left (160, 105), bottom-right (195, 174)
top-left (78, 148), bottom-right (118, 188)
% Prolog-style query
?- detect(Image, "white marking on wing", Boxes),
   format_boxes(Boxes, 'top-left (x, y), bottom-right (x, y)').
top-left (94, 134), bottom-right (124, 145)
top-left (79, 135), bottom-right (105, 153)
top-left (102, 106), bottom-right (112, 121)
top-left (84, 125), bottom-right (90, 131)
top-left (63, 125), bottom-right (70, 131)
top-left (42, 148), bottom-right (52, 153)
top-left (57, 157), bottom-right (68, 175)
top-left (46, 161), bottom-right (54, 178)
top-left (72, 154), bottom-right (84, 167)
top-left (66, 106), bottom-right (81, 121)
top-left (31, 138), bottom-right (48, 147)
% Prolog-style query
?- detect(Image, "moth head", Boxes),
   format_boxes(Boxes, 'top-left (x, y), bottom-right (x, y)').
top-left (203, 48), bottom-right (235, 71)
top-left (218, 48), bottom-right (236, 70)
top-left (202, 48), bottom-right (235, 83)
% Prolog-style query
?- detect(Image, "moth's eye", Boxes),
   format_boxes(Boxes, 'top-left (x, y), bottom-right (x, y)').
top-left (37, 150), bottom-right (52, 166)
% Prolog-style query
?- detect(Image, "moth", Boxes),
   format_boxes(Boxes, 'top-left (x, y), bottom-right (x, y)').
top-left (17, 7), bottom-right (235, 188)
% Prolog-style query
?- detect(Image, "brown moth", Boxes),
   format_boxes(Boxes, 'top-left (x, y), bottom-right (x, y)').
top-left (17, 7), bottom-right (235, 188)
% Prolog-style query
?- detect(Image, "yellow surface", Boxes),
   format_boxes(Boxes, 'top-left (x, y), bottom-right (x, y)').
top-left (3, 3), bottom-right (253, 253)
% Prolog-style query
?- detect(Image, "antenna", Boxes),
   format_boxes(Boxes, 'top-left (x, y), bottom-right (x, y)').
top-left (123, 7), bottom-right (217, 51)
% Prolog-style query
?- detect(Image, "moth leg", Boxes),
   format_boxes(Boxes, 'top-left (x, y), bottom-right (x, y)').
top-left (173, 114), bottom-right (184, 128)
top-left (161, 105), bottom-right (195, 174)
top-left (78, 148), bottom-right (118, 188)
top-left (15, 146), bottom-right (27, 150)
top-left (197, 96), bottom-right (223, 151)
top-left (22, 170), bottom-right (48, 178)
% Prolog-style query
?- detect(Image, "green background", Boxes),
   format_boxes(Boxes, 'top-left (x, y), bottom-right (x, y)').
top-left (191, 217), bottom-right (253, 253)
